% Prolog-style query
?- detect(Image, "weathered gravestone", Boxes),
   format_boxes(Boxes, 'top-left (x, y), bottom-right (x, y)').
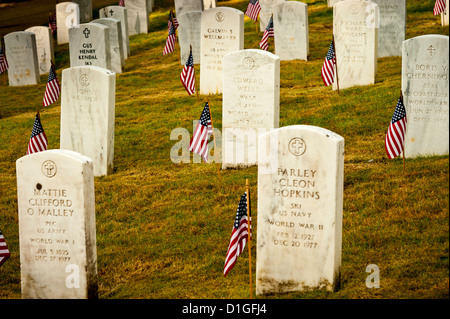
top-left (56, 2), bottom-right (80, 45)
top-left (178, 11), bottom-right (202, 65)
top-left (125, 0), bottom-right (149, 34)
top-left (273, 1), bottom-right (309, 61)
top-left (69, 23), bottom-right (112, 71)
top-left (4, 31), bottom-right (40, 86)
top-left (259, 0), bottom-right (285, 32)
top-left (402, 35), bottom-right (449, 158)
top-left (203, 0), bottom-right (217, 10)
top-left (222, 49), bottom-right (280, 169)
top-left (72, 0), bottom-right (92, 23)
top-left (256, 125), bottom-right (344, 295)
top-left (100, 6), bottom-right (130, 59)
top-left (25, 26), bottom-right (55, 75)
top-left (126, 8), bottom-right (141, 36)
top-left (60, 66), bottom-right (116, 176)
top-left (91, 18), bottom-right (124, 74)
top-left (333, 0), bottom-right (379, 90)
top-left (371, 0), bottom-right (405, 57)
top-left (16, 149), bottom-right (97, 299)
top-left (175, 0), bottom-right (203, 17)
top-left (200, 7), bottom-right (244, 95)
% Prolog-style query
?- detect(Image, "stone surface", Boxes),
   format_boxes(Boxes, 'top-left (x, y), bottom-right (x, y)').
top-left (273, 1), bottom-right (309, 61)
top-left (72, 0), bottom-right (92, 23)
top-left (126, 8), bottom-right (141, 36)
top-left (222, 49), bottom-right (280, 169)
top-left (333, 0), bottom-right (378, 90)
top-left (99, 6), bottom-right (130, 59)
top-left (91, 18), bottom-right (124, 74)
top-left (125, 0), bottom-right (149, 34)
top-left (199, 7), bottom-right (244, 95)
top-left (68, 23), bottom-right (112, 71)
top-left (203, 0), bottom-right (217, 10)
top-left (56, 2), bottom-right (80, 45)
top-left (16, 149), bottom-right (97, 299)
top-left (256, 125), bottom-right (344, 295)
top-left (402, 35), bottom-right (449, 158)
top-left (259, 0), bottom-right (285, 31)
top-left (178, 11), bottom-right (202, 65)
top-left (441, 0), bottom-right (449, 26)
top-left (25, 26), bottom-right (55, 75)
top-left (60, 66), bottom-right (116, 176)
top-left (371, 0), bottom-right (406, 57)
top-left (4, 31), bottom-right (40, 86)
top-left (175, 0), bottom-right (204, 17)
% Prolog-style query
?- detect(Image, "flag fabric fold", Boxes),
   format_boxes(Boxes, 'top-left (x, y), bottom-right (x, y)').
top-left (224, 192), bottom-right (251, 276)
top-left (43, 64), bottom-right (60, 107)
top-left (48, 11), bottom-right (57, 34)
top-left (27, 113), bottom-right (48, 155)
top-left (180, 48), bottom-right (196, 95)
top-left (189, 103), bottom-right (213, 162)
top-left (163, 12), bottom-right (177, 55)
top-left (245, 0), bottom-right (261, 21)
top-left (385, 96), bottom-right (407, 159)
top-left (119, 0), bottom-right (125, 7)
top-left (259, 15), bottom-right (274, 51)
top-left (0, 45), bottom-right (8, 74)
top-left (0, 230), bottom-right (11, 268)
top-left (321, 40), bottom-right (336, 87)
top-left (433, 0), bottom-right (446, 15)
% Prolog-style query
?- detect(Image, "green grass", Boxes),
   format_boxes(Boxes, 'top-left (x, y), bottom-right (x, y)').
top-left (0, 0), bottom-right (448, 299)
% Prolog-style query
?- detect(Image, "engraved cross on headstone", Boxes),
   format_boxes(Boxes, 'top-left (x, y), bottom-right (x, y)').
top-left (428, 45), bottom-right (436, 56)
top-left (291, 140), bottom-right (304, 154)
top-left (83, 28), bottom-right (90, 38)
top-left (109, 9), bottom-right (114, 16)
top-left (43, 162), bottom-right (55, 176)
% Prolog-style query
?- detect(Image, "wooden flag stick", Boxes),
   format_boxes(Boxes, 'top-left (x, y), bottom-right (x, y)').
top-left (246, 179), bottom-right (252, 299)
top-left (400, 90), bottom-right (406, 173)
top-left (332, 35), bottom-right (340, 94)
top-left (208, 102), bottom-right (221, 182)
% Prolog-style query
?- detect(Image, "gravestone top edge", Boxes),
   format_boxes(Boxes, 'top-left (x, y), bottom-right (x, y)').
top-left (259, 125), bottom-right (344, 142)
top-left (223, 48), bottom-right (281, 61)
top-left (16, 149), bottom-right (94, 166)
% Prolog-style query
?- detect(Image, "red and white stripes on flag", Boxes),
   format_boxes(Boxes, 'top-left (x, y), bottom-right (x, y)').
top-left (259, 15), bottom-right (274, 51)
top-left (0, 46), bottom-right (8, 74)
top-left (180, 49), bottom-right (196, 95)
top-left (189, 103), bottom-right (213, 162)
top-left (0, 230), bottom-right (11, 268)
top-left (27, 113), bottom-right (48, 155)
top-left (118, 0), bottom-right (125, 7)
top-left (321, 41), bottom-right (336, 87)
top-left (43, 64), bottom-right (60, 107)
top-left (385, 96), bottom-right (407, 159)
top-left (163, 12), bottom-right (177, 55)
top-left (224, 192), bottom-right (251, 277)
top-left (433, 0), bottom-right (446, 15)
top-left (245, 0), bottom-right (261, 21)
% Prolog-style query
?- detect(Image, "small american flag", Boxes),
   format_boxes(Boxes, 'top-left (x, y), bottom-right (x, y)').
top-left (27, 113), bottom-right (48, 155)
top-left (259, 15), bottom-right (274, 51)
top-left (169, 11), bottom-right (179, 30)
top-left (163, 12), bottom-right (177, 55)
top-left (180, 48), bottom-right (195, 95)
top-left (245, 0), bottom-right (261, 21)
top-left (0, 230), bottom-right (11, 268)
top-left (0, 45), bottom-right (8, 74)
top-left (48, 11), bottom-right (57, 34)
top-left (385, 96), bottom-right (407, 159)
top-left (190, 102), bottom-right (213, 162)
top-left (43, 64), bottom-right (60, 107)
top-left (224, 192), bottom-right (251, 276)
top-left (118, 0), bottom-right (125, 7)
top-left (433, 0), bottom-right (446, 15)
top-left (321, 41), bottom-right (335, 87)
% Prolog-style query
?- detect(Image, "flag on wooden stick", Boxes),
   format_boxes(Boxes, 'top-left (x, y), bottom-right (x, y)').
top-left (0, 45), bottom-right (8, 74)
top-left (180, 48), bottom-right (195, 95)
top-left (321, 40), bottom-right (336, 87)
top-left (48, 11), bottom-right (57, 35)
top-left (0, 230), bottom-right (11, 268)
top-left (245, 0), bottom-right (261, 22)
top-left (259, 15), bottom-right (274, 51)
top-left (163, 11), bottom-right (177, 55)
top-left (27, 113), bottom-right (48, 155)
top-left (189, 102), bottom-right (213, 162)
top-left (433, 0), bottom-right (446, 15)
top-left (385, 95), bottom-right (407, 159)
top-left (43, 63), bottom-right (60, 107)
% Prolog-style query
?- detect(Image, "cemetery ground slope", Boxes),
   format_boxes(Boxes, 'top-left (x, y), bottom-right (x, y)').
top-left (0, 0), bottom-right (449, 299)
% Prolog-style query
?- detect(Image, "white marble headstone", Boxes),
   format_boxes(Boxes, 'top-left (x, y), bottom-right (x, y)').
top-left (200, 7), bottom-right (244, 95)
top-left (203, 0), bottom-right (217, 10)
top-left (60, 66), bottom-right (116, 176)
top-left (178, 11), bottom-right (202, 65)
top-left (259, 0), bottom-right (285, 32)
top-left (25, 26), bottom-right (55, 75)
top-left (69, 23), bottom-right (112, 71)
top-left (72, 0), bottom-right (92, 23)
top-left (273, 1), bottom-right (309, 61)
top-left (125, 0), bottom-right (149, 34)
top-left (402, 35), bottom-right (449, 158)
top-left (222, 49), bottom-right (280, 169)
top-left (100, 6), bottom-right (130, 59)
top-left (16, 149), bottom-right (97, 299)
top-left (333, 0), bottom-right (379, 90)
top-left (91, 18), bottom-right (124, 74)
top-left (56, 2), bottom-right (80, 45)
top-left (256, 125), bottom-right (344, 295)
top-left (126, 8), bottom-right (141, 36)
top-left (175, 0), bottom-right (204, 16)
top-left (441, 0), bottom-right (449, 26)
top-left (4, 31), bottom-right (40, 86)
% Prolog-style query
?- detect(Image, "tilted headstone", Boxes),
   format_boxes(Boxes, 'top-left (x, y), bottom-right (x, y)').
top-left (4, 31), bottom-right (40, 86)
top-left (256, 125), bottom-right (344, 295)
top-left (178, 11), bottom-right (202, 65)
top-left (68, 23), bottom-right (112, 71)
top-left (333, 0), bottom-right (379, 90)
top-left (72, 0), bottom-right (92, 23)
top-left (371, 0), bottom-right (406, 57)
top-left (91, 18), bottom-right (124, 74)
top-left (126, 8), bottom-right (141, 36)
top-left (273, 1), bottom-right (309, 61)
top-left (60, 66), bottom-right (116, 176)
top-left (99, 5), bottom-right (130, 59)
top-left (203, 0), bottom-right (217, 10)
top-left (56, 2), bottom-right (80, 45)
top-left (259, 0), bottom-right (285, 32)
top-left (25, 26), bottom-right (55, 75)
top-left (402, 35), bottom-right (449, 158)
top-left (16, 149), bottom-right (97, 299)
top-left (125, 0), bottom-right (149, 34)
top-left (222, 49), bottom-right (280, 169)
top-left (200, 7), bottom-right (244, 95)
top-left (175, 0), bottom-right (203, 16)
